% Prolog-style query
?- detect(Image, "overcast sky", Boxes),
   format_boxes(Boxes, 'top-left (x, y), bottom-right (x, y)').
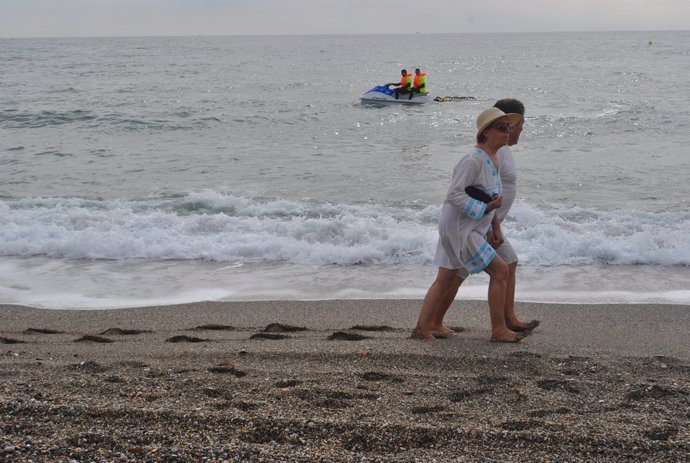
top-left (1, 0), bottom-right (688, 38)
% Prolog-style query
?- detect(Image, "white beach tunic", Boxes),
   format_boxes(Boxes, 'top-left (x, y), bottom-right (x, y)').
top-left (433, 147), bottom-right (502, 274)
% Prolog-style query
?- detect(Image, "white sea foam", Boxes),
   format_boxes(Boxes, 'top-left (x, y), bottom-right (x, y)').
top-left (1, 193), bottom-right (689, 267)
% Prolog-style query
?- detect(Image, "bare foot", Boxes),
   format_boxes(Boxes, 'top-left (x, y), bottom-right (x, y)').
top-left (489, 329), bottom-right (527, 343)
top-left (410, 328), bottom-right (436, 340)
top-left (507, 319), bottom-right (540, 332)
top-left (431, 325), bottom-right (455, 335)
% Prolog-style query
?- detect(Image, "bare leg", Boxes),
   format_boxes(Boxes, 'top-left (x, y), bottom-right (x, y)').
top-left (412, 268), bottom-right (461, 340)
top-left (430, 277), bottom-right (464, 334)
top-left (504, 261), bottom-right (519, 327)
top-left (503, 261), bottom-right (540, 332)
top-left (485, 256), bottom-right (523, 342)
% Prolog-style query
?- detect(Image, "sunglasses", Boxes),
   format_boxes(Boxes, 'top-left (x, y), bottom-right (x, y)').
top-left (488, 121), bottom-right (513, 132)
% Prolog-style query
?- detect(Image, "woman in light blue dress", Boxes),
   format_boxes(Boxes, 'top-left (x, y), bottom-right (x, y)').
top-left (413, 107), bottom-right (525, 342)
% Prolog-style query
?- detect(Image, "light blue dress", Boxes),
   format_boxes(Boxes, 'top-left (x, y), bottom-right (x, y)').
top-left (433, 147), bottom-right (502, 274)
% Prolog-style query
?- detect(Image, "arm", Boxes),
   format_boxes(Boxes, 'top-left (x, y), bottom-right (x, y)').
top-left (487, 214), bottom-right (504, 247)
top-left (445, 157), bottom-right (493, 220)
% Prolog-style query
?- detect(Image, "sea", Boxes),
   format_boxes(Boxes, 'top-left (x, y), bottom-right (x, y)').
top-left (1, 31), bottom-right (689, 309)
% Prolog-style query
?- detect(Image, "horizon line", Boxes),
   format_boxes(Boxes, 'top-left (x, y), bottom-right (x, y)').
top-left (1, 29), bottom-right (687, 40)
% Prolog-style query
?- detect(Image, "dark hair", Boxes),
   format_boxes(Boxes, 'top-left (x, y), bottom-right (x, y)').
top-left (493, 98), bottom-right (525, 116)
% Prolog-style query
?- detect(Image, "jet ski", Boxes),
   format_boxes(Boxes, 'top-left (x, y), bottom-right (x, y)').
top-left (360, 84), bottom-right (431, 105)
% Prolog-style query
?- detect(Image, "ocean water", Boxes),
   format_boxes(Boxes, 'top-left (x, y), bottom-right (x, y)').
top-left (2, 31), bottom-right (689, 309)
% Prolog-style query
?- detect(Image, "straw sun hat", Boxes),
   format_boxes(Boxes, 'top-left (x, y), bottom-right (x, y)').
top-left (476, 107), bottom-right (523, 139)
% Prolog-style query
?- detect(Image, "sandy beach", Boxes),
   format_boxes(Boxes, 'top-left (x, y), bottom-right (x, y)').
top-left (2, 299), bottom-right (689, 462)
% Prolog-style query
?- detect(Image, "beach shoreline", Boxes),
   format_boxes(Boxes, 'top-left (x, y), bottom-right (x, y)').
top-left (2, 300), bottom-right (689, 461)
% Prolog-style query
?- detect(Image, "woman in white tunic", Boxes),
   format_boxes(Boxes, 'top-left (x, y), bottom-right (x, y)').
top-left (426, 99), bottom-right (540, 336)
top-left (413, 107), bottom-right (525, 342)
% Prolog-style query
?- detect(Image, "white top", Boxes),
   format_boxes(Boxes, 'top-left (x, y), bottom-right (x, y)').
top-left (433, 147), bottom-right (502, 274)
top-left (495, 145), bottom-right (516, 224)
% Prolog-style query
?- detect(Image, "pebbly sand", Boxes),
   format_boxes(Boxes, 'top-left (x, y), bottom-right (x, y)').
top-left (1, 299), bottom-right (689, 462)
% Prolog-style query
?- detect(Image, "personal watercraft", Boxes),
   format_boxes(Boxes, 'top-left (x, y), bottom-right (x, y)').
top-left (360, 85), bottom-right (431, 105)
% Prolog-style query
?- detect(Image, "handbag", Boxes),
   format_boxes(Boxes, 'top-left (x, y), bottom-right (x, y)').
top-left (465, 186), bottom-right (496, 215)
top-left (465, 185), bottom-right (494, 204)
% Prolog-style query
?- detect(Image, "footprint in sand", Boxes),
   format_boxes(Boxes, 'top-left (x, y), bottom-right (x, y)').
top-left (191, 324), bottom-right (236, 331)
top-left (327, 331), bottom-right (369, 341)
top-left (475, 375), bottom-right (510, 385)
top-left (68, 360), bottom-right (109, 372)
top-left (449, 388), bottom-right (492, 402)
top-left (263, 323), bottom-right (307, 333)
top-left (207, 363), bottom-right (247, 377)
top-left (249, 333), bottom-right (290, 340)
top-left (99, 328), bottom-right (151, 335)
top-left (410, 405), bottom-right (445, 414)
top-left (74, 335), bottom-right (113, 343)
top-left (349, 325), bottom-right (395, 332)
top-left (644, 427), bottom-right (678, 441)
top-left (166, 335), bottom-right (208, 343)
top-left (24, 328), bottom-right (64, 335)
top-left (275, 379), bottom-right (302, 388)
top-left (536, 378), bottom-right (580, 394)
top-left (625, 383), bottom-right (681, 401)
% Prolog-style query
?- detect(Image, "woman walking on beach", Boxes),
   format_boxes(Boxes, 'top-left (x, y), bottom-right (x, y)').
top-left (413, 107), bottom-right (525, 342)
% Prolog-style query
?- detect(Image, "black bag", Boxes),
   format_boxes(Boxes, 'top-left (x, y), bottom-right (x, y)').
top-left (465, 186), bottom-right (493, 204)
top-left (465, 186), bottom-right (495, 215)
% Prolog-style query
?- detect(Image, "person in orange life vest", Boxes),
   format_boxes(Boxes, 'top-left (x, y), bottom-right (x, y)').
top-left (390, 69), bottom-right (413, 100)
top-left (413, 68), bottom-right (428, 95)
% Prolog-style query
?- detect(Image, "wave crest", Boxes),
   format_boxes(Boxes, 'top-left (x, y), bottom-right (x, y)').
top-left (1, 193), bottom-right (688, 267)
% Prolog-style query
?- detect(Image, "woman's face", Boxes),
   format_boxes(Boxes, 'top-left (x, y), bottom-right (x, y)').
top-left (483, 117), bottom-right (513, 148)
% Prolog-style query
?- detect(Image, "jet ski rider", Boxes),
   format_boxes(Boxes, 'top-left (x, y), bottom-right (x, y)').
top-left (388, 69), bottom-right (413, 100)
top-left (413, 68), bottom-right (428, 96)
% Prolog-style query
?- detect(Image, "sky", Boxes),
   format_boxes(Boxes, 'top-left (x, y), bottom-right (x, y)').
top-left (1, 0), bottom-right (689, 38)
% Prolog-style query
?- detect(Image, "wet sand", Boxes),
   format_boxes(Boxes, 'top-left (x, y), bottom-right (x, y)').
top-left (2, 300), bottom-right (689, 462)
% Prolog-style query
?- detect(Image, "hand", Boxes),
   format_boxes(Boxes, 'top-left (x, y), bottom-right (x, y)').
top-left (487, 195), bottom-right (502, 211)
top-left (488, 228), bottom-right (504, 247)
top-left (487, 229), bottom-right (496, 246)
